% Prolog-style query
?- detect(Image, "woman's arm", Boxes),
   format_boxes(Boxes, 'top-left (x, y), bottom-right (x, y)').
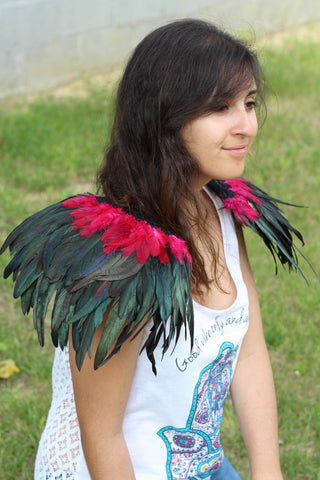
top-left (231, 225), bottom-right (284, 480)
top-left (69, 311), bottom-right (143, 480)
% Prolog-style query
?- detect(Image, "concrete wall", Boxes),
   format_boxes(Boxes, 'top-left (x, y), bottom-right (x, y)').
top-left (1, 0), bottom-right (319, 99)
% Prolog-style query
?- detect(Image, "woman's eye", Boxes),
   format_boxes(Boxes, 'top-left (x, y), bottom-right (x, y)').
top-left (246, 100), bottom-right (256, 110)
top-left (213, 105), bottom-right (229, 113)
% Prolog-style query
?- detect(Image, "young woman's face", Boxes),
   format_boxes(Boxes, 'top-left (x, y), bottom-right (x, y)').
top-left (181, 85), bottom-right (258, 188)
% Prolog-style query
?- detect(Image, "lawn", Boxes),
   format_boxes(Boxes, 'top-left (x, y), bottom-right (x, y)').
top-left (0, 26), bottom-right (319, 480)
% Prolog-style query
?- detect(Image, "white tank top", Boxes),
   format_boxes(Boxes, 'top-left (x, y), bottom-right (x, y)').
top-left (34, 190), bottom-right (249, 480)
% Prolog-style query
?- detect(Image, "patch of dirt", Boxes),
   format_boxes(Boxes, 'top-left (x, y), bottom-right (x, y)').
top-left (49, 67), bottom-right (122, 100)
top-left (257, 21), bottom-right (320, 47)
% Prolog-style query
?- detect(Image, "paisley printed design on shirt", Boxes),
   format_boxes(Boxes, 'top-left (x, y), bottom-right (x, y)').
top-left (158, 342), bottom-right (238, 480)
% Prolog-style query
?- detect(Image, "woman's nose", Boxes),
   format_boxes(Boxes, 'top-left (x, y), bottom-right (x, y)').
top-left (231, 108), bottom-right (258, 138)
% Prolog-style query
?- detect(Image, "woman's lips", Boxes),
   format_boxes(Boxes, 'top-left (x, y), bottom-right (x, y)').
top-left (222, 145), bottom-right (248, 155)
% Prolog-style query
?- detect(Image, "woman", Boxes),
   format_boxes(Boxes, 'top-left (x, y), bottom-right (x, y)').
top-left (2, 19), bottom-right (305, 480)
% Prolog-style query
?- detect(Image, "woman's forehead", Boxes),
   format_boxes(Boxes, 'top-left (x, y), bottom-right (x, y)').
top-left (207, 77), bottom-right (257, 102)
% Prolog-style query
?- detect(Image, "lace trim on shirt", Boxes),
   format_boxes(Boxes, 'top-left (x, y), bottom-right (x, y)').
top-left (34, 346), bottom-right (81, 480)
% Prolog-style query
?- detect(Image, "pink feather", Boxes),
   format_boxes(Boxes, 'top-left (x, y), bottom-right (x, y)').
top-left (222, 178), bottom-right (262, 225)
top-left (62, 195), bottom-right (191, 265)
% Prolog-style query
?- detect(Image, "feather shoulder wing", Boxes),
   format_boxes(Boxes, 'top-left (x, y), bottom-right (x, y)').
top-left (1, 194), bottom-right (193, 374)
top-left (208, 177), bottom-right (310, 281)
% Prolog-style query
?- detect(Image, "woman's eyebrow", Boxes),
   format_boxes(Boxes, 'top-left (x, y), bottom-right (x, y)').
top-left (247, 89), bottom-right (257, 96)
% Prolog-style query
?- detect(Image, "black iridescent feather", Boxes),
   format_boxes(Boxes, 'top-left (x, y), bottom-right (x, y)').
top-left (1, 178), bottom-right (310, 374)
top-left (209, 178), bottom-right (310, 282)
top-left (0, 195), bottom-right (193, 374)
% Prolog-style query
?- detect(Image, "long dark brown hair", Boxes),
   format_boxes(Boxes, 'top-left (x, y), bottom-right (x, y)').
top-left (98, 19), bottom-right (265, 291)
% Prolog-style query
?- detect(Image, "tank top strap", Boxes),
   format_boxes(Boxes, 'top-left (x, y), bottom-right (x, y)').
top-left (203, 185), bottom-right (245, 290)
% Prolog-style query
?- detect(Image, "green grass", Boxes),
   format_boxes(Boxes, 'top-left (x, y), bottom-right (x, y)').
top-left (0, 29), bottom-right (319, 480)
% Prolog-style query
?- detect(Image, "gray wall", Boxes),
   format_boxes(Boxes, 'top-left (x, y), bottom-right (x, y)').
top-left (1, 0), bottom-right (319, 99)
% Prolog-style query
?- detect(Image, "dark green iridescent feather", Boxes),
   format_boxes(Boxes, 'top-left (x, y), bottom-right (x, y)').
top-left (1, 181), bottom-right (309, 375)
top-left (1, 196), bottom-right (193, 374)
